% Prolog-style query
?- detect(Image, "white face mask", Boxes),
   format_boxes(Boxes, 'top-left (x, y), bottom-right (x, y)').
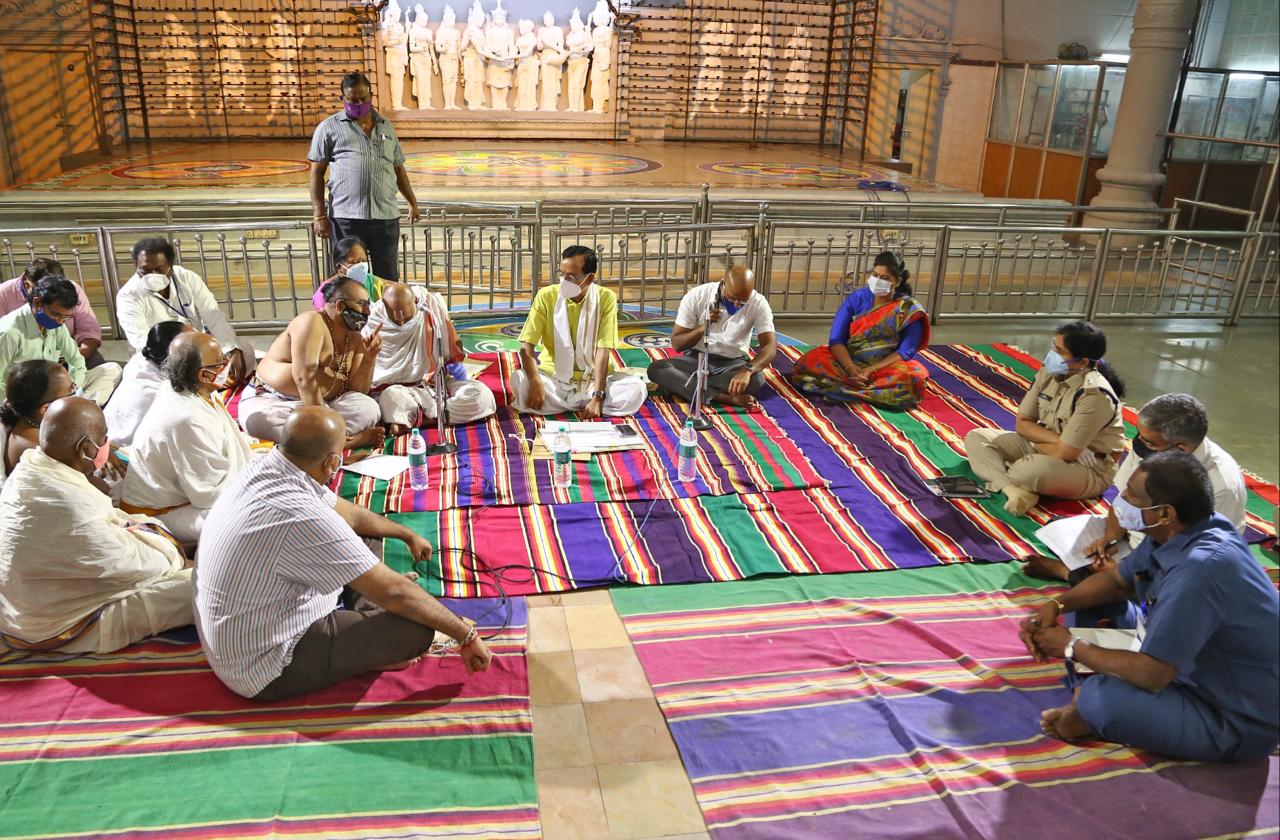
top-left (559, 278), bottom-right (584, 299)
top-left (140, 272), bottom-right (171, 293)
top-left (211, 361), bottom-right (232, 389)
top-left (867, 274), bottom-right (894, 297)
top-left (344, 261), bottom-right (370, 284)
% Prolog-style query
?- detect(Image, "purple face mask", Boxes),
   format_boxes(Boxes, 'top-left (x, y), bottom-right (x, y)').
top-left (344, 101), bottom-right (372, 119)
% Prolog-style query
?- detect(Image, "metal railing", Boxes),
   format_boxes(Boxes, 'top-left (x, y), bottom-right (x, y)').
top-left (1, 198), bottom-right (1273, 341)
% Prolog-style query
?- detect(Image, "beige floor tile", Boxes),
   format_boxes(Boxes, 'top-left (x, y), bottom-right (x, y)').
top-left (584, 698), bottom-right (678, 765)
top-left (527, 593), bottom-right (563, 608)
top-left (559, 588), bottom-right (614, 606)
top-left (531, 704), bottom-right (594, 770)
top-left (528, 606), bottom-right (572, 653)
top-left (529, 651), bottom-right (583, 706)
top-left (574, 646), bottom-right (654, 703)
top-left (537, 765), bottom-right (611, 840)
top-left (564, 604), bottom-right (632, 650)
top-left (596, 760), bottom-right (706, 840)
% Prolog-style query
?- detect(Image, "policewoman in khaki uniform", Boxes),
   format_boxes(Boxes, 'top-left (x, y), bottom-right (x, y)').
top-left (966, 321), bottom-right (1127, 516)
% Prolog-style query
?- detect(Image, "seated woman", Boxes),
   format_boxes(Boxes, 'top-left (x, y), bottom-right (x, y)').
top-left (312, 236), bottom-right (384, 310)
top-left (790, 251), bottom-right (930, 409)
top-left (965, 321), bottom-right (1127, 516)
top-left (1, 360), bottom-right (75, 488)
top-left (104, 320), bottom-right (193, 448)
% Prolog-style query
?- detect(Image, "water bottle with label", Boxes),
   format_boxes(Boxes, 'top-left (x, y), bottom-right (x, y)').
top-left (553, 424), bottom-right (573, 489)
top-left (677, 420), bottom-right (699, 482)
top-left (408, 428), bottom-right (429, 491)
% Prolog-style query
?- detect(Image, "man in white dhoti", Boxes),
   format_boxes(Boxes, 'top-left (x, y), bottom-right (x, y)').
top-left (366, 282), bottom-right (496, 435)
top-left (513, 245), bottom-right (645, 418)
top-left (121, 333), bottom-right (256, 543)
top-left (0, 398), bottom-right (192, 656)
top-left (116, 237), bottom-right (255, 386)
top-left (240, 277), bottom-right (385, 449)
top-left (105, 321), bottom-right (193, 448)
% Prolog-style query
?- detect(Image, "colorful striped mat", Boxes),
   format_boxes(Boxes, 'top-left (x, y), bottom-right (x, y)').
top-left (384, 344), bottom-right (1277, 597)
top-left (612, 564), bottom-right (1280, 839)
top-left (0, 599), bottom-right (537, 839)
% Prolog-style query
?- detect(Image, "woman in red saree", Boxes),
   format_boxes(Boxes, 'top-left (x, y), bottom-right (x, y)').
top-left (791, 251), bottom-right (931, 409)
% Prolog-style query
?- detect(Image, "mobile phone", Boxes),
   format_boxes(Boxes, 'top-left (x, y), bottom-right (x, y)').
top-left (616, 425), bottom-right (638, 438)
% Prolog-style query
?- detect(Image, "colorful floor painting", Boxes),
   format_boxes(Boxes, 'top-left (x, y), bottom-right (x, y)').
top-left (0, 599), bottom-right (537, 840)
top-left (611, 564), bottom-right (1280, 840)
top-left (699, 161), bottom-right (904, 184)
top-left (110, 159), bottom-right (311, 181)
top-left (403, 149), bottom-right (661, 178)
top-left (352, 340), bottom-right (1278, 598)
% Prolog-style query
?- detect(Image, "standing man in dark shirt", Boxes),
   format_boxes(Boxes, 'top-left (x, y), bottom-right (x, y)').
top-left (309, 72), bottom-right (419, 282)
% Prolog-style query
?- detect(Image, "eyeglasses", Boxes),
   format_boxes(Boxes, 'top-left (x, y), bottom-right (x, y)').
top-left (556, 271), bottom-right (588, 283)
top-left (339, 297), bottom-right (371, 312)
top-left (200, 354), bottom-right (231, 371)
top-left (41, 309), bottom-right (73, 324)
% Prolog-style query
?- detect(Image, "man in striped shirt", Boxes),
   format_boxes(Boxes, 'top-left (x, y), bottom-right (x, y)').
top-left (194, 406), bottom-right (491, 700)
top-left (309, 72), bottom-right (420, 282)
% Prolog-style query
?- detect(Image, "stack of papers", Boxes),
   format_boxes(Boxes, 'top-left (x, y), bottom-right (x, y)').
top-left (537, 421), bottom-right (648, 454)
top-left (1035, 514), bottom-right (1133, 571)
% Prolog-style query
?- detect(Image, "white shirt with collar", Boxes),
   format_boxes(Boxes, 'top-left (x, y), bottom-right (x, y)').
top-left (674, 282), bottom-right (775, 359)
top-left (115, 265), bottom-right (240, 353)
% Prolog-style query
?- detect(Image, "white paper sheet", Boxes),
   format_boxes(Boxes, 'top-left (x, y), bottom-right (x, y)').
top-left (538, 422), bottom-right (647, 453)
top-left (1069, 627), bottom-right (1142, 674)
top-left (1035, 514), bottom-right (1133, 571)
top-left (340, 454), bottom-right (412, 481)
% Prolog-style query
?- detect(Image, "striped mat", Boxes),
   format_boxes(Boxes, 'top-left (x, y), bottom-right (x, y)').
top-left (384, 344), bottom-right (1278, 597)
top-left (611, 564), bottom-right (1280, 840)
top-left (0, 599), bottom-right (537, 839)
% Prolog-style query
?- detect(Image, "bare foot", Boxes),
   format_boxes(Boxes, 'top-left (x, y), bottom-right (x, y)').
top-left (379, 656), bottom-right (422, 672)
top-left (1041, 702), bottom-right (1094, 742)
top-left (1021, 554), bottom-right (1070, 582)
top-left (1003, 486), bottom-right (1039, 516)
top-left (714, 393), bottom-right (762, 412)
top-left (347, 426), bottom-right (387, 450)
top-left (387, 423), bottom-right (412, 437)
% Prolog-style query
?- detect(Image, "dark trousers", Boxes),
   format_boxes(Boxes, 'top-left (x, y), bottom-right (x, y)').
top-left (648, 352), bottom-right (764, 402)
top-left (85, 349), bottom-right (108, 370)
top-left (330, 217), bottom-right (402, 281)
top-left (252, 590), bottom-right (434, 702)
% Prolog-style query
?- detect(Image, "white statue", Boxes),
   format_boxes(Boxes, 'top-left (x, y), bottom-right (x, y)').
top-left (162, 15), bottom-right (196, 114)
top-left (783, 26), bottom-right (811, 116)
top-left (587, 1), bottom-right (614, 114)
top-left (482, 0), bottom-right (518, 111)
top-left (408, 5), bottom-right (437, 109)
top-left (514, 19), bottom-right (540, 111)
top-left (565, 8), bottom-right (593, 113)
top-left (460, 1), bottom-right (488, 109)
top-left (382, 1), bottom-right (409, 110)
top-left (693, 17), bottom-right (730, 114)
top-left (740, 22), bottom-right (774, 114)
top-left (216, 11), bottom-right (249, 111)
top-left (537, 10), bottom-right (569, 112)
top-left (435, 4), bottom-right (462, 110)
top-left (265, 15), bottom-right (298, 124)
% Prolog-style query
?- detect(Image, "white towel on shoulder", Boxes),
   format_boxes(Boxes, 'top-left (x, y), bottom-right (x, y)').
top-left (551, 282), bottom-right (600, 385)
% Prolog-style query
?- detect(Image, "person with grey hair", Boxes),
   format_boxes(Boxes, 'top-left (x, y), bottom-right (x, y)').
top-left (120, 332), bottom-right (255, 542)
top-left (1023, 392), bottom-right (1246, 582)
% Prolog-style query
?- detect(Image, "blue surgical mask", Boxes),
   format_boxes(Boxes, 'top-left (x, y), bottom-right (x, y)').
top-left (721, 297), bottom-right (742, 316)
top-left (1113, 495), bottom-right (1160, 532)
top-left (34, 309), bottom-right (63, 331)
top-left (1042, 349), bottom-right (1071, 377)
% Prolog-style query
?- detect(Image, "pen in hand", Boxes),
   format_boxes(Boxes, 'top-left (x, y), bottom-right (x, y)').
top-left (1088, 537), bottom-right (1123, 561)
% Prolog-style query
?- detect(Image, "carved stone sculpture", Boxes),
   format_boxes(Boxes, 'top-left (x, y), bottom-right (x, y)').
top-left (693, 17), bottom-right (732, 114)
top-left (740, 22), bottom-right (774, 114)
top-left (162, 15), bottom-right (196, 115)
top-left (587, 0), bottom-right (614, 114)
top-left (514, 19), bottom-right (539, 111)
top-left (409, 4), bottom-right (437, 109)
top-left (565, 8), bottom-right (592, 113)
top-left (265, 15), bottom-right (298, 123)
top-left (537, 10), bottom-right (569, 112)
top-left (460, 1), bottom-right (489, 109)
top-left (215, 11), bottom-right (249, 111)
top-left (435, 4), bottom-right (462, 110)
top-left (382, 0), bottom-right (409, 110)
top-left (782, 25), bottom-right (812, 116)
top-left (483, 0), bottom-right (517, 111)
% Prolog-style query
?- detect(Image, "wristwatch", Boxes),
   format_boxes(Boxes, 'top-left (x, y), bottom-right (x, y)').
top-left (591, 389), bottom-right (607, 401)
top-left (1064, 638), bottom-right (1083, 662)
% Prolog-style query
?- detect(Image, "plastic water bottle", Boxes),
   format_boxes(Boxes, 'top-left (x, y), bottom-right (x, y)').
top-left (408, 428), bottom-right (429, 491)
top-left (677, 420), bottom-right (699, 482)
top-left (553, 424), bottom-right (573, 489)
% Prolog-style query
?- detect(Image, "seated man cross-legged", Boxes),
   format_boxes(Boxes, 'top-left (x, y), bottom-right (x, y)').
top-left (195, 407), bottom-right (493, 701)
top-left (366, 281), bottom-right (496, 435)
top-left (121, 332), bottom-right (256, 543)
top-left (647, 265), bottom-right (777, 411)
top-left (1021, 451), bottom-right (1279, 762)
top-left (239, 277), bottom-right (385, 449)
top-left (0, 257), bottom-right (114, 371)
top-left (0, 398), bottom-right (192, 656)
top-left (104, 321), bottom-right (194, 449)
top-left (512, 245), bottom-right (645, 418)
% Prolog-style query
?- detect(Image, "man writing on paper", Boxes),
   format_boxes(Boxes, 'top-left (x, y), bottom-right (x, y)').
top-left (1023, 393), bottom-right (1247, 581)
top-left (0, 398), bottom-right (192, 656)
top-left (121, 333), bottom-right (255, 543)
top-left (0, 257), bottom-right (114, 372)
top-left (240, 277), bottom-right (385, 450)
top-left (647, 265), bottom-right (776, 411)
top-left (1019, 452), bottom-right (1278, 761)
top-left (512, 245), bottom-right (645, 418)
top-left (365, 282), bottom-right (496, 436)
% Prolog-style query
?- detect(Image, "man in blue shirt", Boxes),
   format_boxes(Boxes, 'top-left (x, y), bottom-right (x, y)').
top-left (1019, 450), bottom-right (1279, 762)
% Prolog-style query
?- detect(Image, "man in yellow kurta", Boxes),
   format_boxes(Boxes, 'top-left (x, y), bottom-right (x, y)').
top-left (512, 245), bottom-right (645, 418)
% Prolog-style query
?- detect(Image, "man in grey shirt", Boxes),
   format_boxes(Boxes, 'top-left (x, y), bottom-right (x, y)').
top-left (309, 72), bottom-right (420, 281)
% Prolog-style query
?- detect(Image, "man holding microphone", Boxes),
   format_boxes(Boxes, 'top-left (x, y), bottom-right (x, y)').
top-left (309, 72), bottom-right (420, 281)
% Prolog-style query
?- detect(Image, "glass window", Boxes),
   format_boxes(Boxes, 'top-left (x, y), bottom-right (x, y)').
top-left (988, 64), bottom-right (1025, 142)
top-left (1211, 73), bottom-right (1278, 161)
top-left (1049, 64), bottom-right (1100, 152)
top-left (1016, 64), bottom-right (1058, 147)
top-left (1091, 66), bottom-right (1125, 156)
top-left (1171, 72), bottom-right (1225, 160)
top-left (1241, 77), bottom-right (1279, 163)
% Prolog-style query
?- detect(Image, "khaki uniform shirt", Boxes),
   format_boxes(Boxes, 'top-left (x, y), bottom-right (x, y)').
top-left (1019, 368), bottom-right (1125, 455)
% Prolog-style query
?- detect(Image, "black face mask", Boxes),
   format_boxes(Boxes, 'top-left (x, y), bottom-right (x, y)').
top-left (341, 306), bottom-right (369, 331)
top-left (1132, 437), bottom-right (1160, 460)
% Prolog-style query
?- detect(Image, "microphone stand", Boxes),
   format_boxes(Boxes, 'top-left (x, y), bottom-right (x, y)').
top-left (686, 290), bottom-right (717, 432)
top-left (422, 302), bottom-right (457, 455)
